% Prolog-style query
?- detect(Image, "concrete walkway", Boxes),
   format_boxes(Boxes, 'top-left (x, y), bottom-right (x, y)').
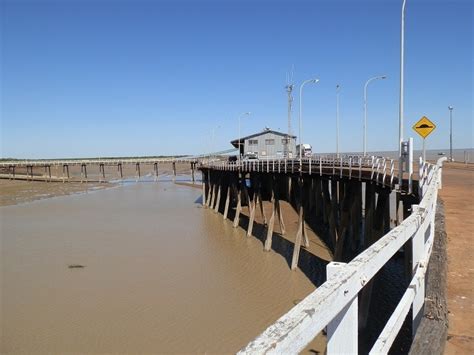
top-left (439, 162), bottom-right (474, 354)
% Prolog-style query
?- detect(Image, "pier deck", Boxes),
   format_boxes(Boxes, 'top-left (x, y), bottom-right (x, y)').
top-left (440, 162), bottom-right (474, 354)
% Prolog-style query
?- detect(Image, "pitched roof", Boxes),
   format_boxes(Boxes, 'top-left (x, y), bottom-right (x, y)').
top-left (230, 129), bottom-right (296, 147)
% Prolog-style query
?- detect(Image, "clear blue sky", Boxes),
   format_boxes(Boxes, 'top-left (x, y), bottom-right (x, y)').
top-left (1, 0), bottom-right (472, 158)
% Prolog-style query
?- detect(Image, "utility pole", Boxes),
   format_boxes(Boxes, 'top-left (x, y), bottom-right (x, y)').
top-left (336, 84), bottom-right (341, 158)
top-left (285, 67), bottom-right (294, 158)
top-left (449, 106), bottom-right (454, 161)
top-left (285, 84), bottom-right (294, 158)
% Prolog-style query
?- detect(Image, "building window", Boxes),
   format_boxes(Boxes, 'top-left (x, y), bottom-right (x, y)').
top-left (265, 139), bottom-right (275, 145)
top-left (282, 138), bottom-right (290, 144)
top-left (248, 139), bottom-right (258, 145)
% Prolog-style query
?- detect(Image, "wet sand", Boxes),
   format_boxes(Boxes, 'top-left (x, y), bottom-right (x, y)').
top-left (439, 162), bottom-right (474, 354)
top-left (0, 179), bottom-right (113, 207)
top-left (1, 181), bottom-right (324, 353)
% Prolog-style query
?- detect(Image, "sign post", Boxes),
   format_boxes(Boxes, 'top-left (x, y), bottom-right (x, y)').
top-left (412, 116), bottom-right (436, 162)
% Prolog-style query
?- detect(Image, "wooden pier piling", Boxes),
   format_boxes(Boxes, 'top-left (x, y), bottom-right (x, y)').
top-left (233, 178), bottom-right (242, 228)
top-left (118, 163), bottom-right (123, 180)
top-left (62, 164), bottom-right (69, 183)
top-left (154, 162), bottom-right (159, 181)
top-left (135, 162), bottom-right (141, 181)
top-left (201, 171), bottom-right (206, 207)
top-left (264, 176), bottom-right (276, 251)
top-left (81, 164), bottom-right (88, 183)
top-left (223, 185), bottom-right (231, 220)
top-left (99, 163), bottom-right (105, 183)
top-left (9, 166), bottom-right (15, 180)
top-left (291, 177), bottom-right (306, 270)
top-left (214, 176), bottom-right (222, 213)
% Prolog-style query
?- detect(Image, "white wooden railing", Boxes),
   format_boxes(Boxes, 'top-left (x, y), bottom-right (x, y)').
top-left (202, 155), bottom-right (397, 188)
top-left (237, 157), bottom-right (446, 354)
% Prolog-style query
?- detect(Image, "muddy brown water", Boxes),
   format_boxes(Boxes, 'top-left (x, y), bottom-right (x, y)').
top-left (1, 181), bottom-right (326, 353)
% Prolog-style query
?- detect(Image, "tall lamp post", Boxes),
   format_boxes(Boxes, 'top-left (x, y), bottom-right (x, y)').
top-left (399, 0), bottom-right (407, 186)
top-left (299, 78), bottom-right (320, 171)
top-left (238, 112), bottom-right (251, 166)
top-left (336, 84), bottom-right (341, 158)
top-left (363, 75), bottom-right (387, 156)
top-left (449, 106), bottom-right (454, 161)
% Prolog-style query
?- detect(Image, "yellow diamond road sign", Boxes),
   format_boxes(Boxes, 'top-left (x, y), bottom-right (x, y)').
top-left (413, 116), bottom-right (436, 139)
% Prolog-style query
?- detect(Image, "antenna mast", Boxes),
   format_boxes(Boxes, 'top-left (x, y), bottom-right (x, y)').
top-left (285, 66), bottom-right (294, 158)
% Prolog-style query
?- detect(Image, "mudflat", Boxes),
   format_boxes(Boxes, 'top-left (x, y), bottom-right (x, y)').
top-left (1, 180), bottom-right (324, 353)
top-left (439, 162), bottom-right (474, 354)
top-left (0, 179), bottom-right (112, 206)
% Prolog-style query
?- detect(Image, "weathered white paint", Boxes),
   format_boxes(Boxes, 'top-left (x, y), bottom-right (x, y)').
top-left (327, 262), bottom-right (358, 354)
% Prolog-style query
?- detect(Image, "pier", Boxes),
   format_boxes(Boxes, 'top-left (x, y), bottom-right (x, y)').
top-left (0, 158), bottom-right (198, 183)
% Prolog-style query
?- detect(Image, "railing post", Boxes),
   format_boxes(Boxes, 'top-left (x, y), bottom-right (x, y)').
top-left (410, 137), bottom-right (414, 193)
top-left (418, 157), bottom-right (424, 197)
top-left (437, 157), bottom-right (447, 188)
top-left (376, 159), bottom-right (381, 184)
top-left (349, 157), bottom-right (352, 180)
top-left (390, 159), bottom-right (395, 187)
top-left (411, 204), bottom-right (425, 335)
top-left (327, 262), bottom-right (358, 354)
top-left (202, 171), bottom-right (206, 206)
top-left (371, 158), bottom-right (377, 180)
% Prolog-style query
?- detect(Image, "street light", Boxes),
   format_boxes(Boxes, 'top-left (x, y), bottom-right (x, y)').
top-left (363, 75), bottom-right (387, 156)
top-left (238, 112), bottom-right (251, 165)
top-left (336, 84), bottom-right (341, 158)
top-left (399, 0), bottom-right (407, 186)
top-left (449, 106), bottom-right (454, 161)
top-left (299, 78), bottom-right (320, 170)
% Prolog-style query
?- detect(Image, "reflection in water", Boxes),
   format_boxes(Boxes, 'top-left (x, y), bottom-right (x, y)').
top-left (1, 182), bottom-right (325, 353)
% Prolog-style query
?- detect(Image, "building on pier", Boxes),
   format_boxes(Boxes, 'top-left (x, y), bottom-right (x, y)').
top-left (230, 128), bottom-right (297, 159)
